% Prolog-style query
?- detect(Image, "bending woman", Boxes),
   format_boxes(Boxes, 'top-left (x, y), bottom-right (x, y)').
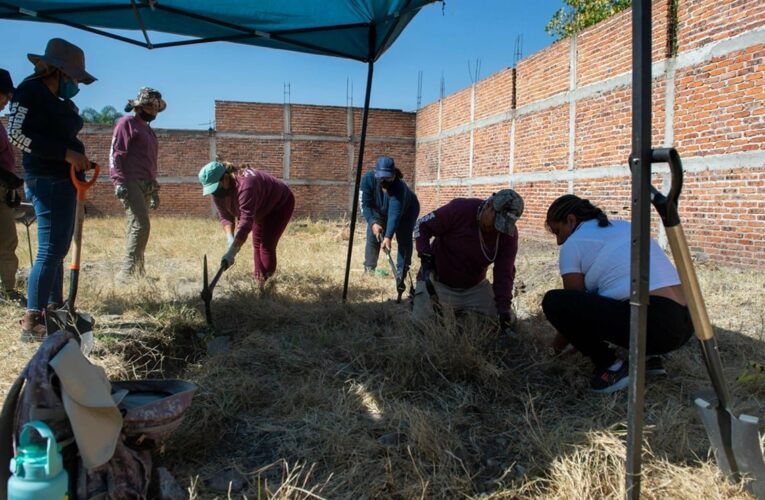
top-left (198, 161), bottom-right (294, 287)
top-left (542, 194), bottom-right (693, 393)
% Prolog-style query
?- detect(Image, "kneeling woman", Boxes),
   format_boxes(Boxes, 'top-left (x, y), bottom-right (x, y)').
top-left (542, 194), bottom-right (693, 393)
top-left (199, 161), bottom-right (295, 286)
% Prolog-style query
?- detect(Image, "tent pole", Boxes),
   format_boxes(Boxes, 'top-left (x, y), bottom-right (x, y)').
top-left (343, 58), bottom-right (375, 302)
top-left (626, 0), bottom-right (652, 498)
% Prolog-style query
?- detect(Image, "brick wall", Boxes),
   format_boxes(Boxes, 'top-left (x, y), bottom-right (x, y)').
top-left (3, 103), bottom-right (415, 220)
top-left (415, 0), bottom-right (765, 268)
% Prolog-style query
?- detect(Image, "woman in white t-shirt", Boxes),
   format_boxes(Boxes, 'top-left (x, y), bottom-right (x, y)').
top-left (542, 194), bottom-right (693, 394)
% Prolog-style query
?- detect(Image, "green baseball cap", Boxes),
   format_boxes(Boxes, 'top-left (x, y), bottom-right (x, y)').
top-left (198, 161), bottom-right (225, 196)
top-left (492, 189), bottom-right (524, 235)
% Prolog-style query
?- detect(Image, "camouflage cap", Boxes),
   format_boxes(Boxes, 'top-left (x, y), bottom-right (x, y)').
top-left (492, 189), bottom-right (524, 235)
top-left (125, 87), bottom-right (166, 113)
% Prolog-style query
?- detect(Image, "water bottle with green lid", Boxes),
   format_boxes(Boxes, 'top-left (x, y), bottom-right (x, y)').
top-left (7, 420), bottom-right (68, 500)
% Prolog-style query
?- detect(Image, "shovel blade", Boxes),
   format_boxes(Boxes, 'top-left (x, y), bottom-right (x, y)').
top-left (731, 412), bottom-right (765, 498)
top-left (201, 255), bottom-right (213, 325)
top-left (45, 308), bottom-right (95, 353)
top-left (695, 394), bottom-right (739, 478)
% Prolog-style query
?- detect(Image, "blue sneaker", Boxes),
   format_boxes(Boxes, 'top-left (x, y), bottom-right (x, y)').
top-left (646, 356), bottom-right (667, 377)
top-left (591, 361), bottom-right (629, 393)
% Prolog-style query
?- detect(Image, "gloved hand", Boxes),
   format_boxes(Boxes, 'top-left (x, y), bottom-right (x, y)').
top-left (115, 185), bottom-right (128, 209)
top-left (115, 184), bottom-right (128, 200)
top-left (149, 191), bottom-right (159, 210)
top-left (497, 311), bottom-right (517, 349)
top-left (221, 242), bottom-right (241, 271)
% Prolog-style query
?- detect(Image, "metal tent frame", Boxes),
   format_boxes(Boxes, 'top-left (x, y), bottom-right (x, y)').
top-left (1, 0), bottom-right (659, 496)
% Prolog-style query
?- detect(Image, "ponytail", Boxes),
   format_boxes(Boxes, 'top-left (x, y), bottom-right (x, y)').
top-left (545, 194), bottom-right (610, 231)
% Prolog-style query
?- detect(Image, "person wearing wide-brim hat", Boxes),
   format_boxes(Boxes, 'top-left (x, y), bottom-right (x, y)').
top-left (412, 189), bottom-right (524, 348)
top-left (110, 87), bottom-right (167, 281)
top-left (7, 38), bottom-right (96, 341)
top-left (198, 160), bottom-right (295, 289)
top-left (0, 68), bottom-right (27, 307)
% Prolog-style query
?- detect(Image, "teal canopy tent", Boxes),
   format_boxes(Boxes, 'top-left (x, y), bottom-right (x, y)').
top-left (0, 0), bottom-right (432, 61)
top-left (0, 1), bottom-right (670, 497)
top-left (0, 0), bottom-right (440, 303)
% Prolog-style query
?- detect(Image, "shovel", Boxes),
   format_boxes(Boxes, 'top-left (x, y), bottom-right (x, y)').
top-left (45, 163), bottom-right (100, 354)
top-left (378, 235), bottom-right (407, 303)
top-left (650, 148), bottom-right (765, 497)
top-left (200, 254), bottom-right (225, 325)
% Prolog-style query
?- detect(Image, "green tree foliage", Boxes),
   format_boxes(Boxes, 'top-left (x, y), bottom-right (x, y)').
top-left (545, 0), bottom-right (632, 40)
top-left (81, 105), bottom-right (123, 124)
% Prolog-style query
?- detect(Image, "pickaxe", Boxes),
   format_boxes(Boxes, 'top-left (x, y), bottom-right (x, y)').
top-left (201, 254), bottom-right (225, 325)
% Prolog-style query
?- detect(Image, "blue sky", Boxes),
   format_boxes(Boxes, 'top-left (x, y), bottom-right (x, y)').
top-left (0, 1), bottom-right (563, 129)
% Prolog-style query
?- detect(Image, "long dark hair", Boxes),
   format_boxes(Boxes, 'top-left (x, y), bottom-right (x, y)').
top-left (545, 194), bottom-right (610, 231)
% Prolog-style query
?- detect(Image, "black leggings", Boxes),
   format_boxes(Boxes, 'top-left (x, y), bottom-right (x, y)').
top-left (542, 289), bottom-right (694, 370)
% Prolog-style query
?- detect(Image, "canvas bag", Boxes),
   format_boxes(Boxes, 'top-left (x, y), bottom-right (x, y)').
top-left (0, 331), bottom-right (152, 499)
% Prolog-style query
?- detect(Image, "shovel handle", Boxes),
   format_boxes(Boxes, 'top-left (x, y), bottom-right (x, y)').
top-left (67, 163), bottom-right (99, 310)
top-left (649, 149), bottom-right (714, 342)
top-left (650, 148), bottom-right (732, 406)
top-left (648, 148), bottom-right (683, 228)
top-left (70, 162), bottom-right (101, 201)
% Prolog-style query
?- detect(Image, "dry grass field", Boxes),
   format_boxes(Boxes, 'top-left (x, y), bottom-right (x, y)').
top-left (1, 215), bottom-right (764, 499)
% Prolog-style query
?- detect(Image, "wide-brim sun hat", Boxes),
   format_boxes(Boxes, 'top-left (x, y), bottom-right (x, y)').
top-left (125, 87), bottom-right (167, 113)
top-left (27, 38), bottom-right (96, 84)
top-left (199, 161), bottom-right (226, 196)
top-left (0, 69), bottom-right (14, 94)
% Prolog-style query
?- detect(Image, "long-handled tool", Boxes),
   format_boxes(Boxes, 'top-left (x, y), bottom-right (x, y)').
top-left (14, 202), bottom-right (36, 265)
top-left (378, 234), bottom-right (408, 303)
top-left (201, 254), bottom-right (225, 325)
top-left (650, 148), bottom-right (765, 497)
top-left (383, 247), bottom-right (408, 303)
top-left (45, 163), bottom-right (100, 353)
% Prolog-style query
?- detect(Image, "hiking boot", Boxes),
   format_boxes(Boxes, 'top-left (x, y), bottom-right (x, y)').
top-left (591, 360), bottom-right (629, 394)
top-left (19, 310), bottom-right (47, 343)
top-left (1, 289), bottom-right (27, 308)
top-left (646, 355), bottom-right (667, 377)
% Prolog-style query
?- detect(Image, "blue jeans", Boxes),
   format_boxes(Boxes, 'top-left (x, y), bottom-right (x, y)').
top-left (24, 176), bottom-right (76, 311)
top-left (364, 203), bottom-right (420, 283)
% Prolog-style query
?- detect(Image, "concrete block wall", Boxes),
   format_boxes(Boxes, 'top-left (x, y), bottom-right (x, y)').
top-left (414, 0), bottom-right (765, 268)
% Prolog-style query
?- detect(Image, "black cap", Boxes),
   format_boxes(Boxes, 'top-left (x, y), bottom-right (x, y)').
top-left (0, 69), bottom-right (14, 95)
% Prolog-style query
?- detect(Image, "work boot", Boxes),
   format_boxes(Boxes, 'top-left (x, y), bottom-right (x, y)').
top-left (19, 310), bottom-right (47, 343)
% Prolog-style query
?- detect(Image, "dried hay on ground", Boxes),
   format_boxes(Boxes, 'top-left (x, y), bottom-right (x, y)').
top-left (1, 216), bottom-right (763, 499)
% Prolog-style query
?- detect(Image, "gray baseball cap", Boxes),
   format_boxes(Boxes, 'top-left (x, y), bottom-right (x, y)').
top-left (492, 189), bottom-right (524, 235)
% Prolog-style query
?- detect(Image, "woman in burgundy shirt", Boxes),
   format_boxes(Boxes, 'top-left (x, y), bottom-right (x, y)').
top-left (198, 161), bottom-right (295, 287)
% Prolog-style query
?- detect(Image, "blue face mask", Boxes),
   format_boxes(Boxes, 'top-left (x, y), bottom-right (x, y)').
top-left (58, 77), bottom-right (79, 99)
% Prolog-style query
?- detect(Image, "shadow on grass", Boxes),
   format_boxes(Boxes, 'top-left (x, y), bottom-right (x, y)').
top-left (63, 274), bottom-right (765, 498)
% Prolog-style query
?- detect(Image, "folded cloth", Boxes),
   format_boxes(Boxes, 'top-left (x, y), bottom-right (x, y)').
top-left (49, 339), bottom-right (123, 469)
